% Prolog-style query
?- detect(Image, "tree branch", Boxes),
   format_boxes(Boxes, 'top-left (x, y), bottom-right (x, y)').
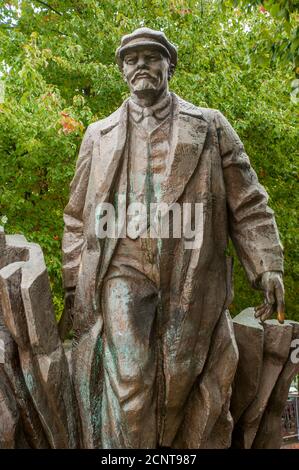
top-left (49, 28), bottom-right (69, 37)
top-left (33, 0), bottom-right (63, 16)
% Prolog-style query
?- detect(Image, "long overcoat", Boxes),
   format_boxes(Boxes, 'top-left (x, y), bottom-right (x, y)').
top-left (62, 93), bottom-right (283, 448)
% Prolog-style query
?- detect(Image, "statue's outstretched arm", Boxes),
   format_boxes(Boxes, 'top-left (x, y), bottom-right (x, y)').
top-left (215, 111), bottom-right (284, 321)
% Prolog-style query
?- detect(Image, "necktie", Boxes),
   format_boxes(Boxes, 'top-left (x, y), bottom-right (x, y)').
top-left (142, 107), bottom-right (156, 131)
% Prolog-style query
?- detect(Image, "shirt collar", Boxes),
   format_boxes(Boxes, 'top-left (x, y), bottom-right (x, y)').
top-left (129, 93), bottom-right (172, 123)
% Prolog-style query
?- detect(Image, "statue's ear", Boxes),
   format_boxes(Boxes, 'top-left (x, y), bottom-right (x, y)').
top-left (168, 63), bottom-right (175, 81)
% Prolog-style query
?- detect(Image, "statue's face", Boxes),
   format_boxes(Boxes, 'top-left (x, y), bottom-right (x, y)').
top-left (122, 47), bottom-right (170, 95)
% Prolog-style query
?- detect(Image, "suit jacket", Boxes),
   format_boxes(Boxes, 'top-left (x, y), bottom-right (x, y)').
top-left (62, 93), bottom-right (283, 447)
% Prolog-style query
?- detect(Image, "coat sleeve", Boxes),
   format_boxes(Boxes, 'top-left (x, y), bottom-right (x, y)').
top-left (215, 110), bottom-right (283, 286)
top-left (62, 125), bottom-right (94, 289)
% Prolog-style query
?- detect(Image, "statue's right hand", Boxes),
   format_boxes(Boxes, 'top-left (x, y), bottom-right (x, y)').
top-left (58, 288), bottom-right (76, 340)
top-left (254, 272), bottom-right (285, 324)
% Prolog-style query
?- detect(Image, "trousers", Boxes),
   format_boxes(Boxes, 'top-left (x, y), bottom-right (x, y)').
top-left (100, 236), bottom-right (163, 448)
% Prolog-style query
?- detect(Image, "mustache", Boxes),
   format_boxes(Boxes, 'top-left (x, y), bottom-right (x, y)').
top-left (131, 70), bottom-right (156, 83)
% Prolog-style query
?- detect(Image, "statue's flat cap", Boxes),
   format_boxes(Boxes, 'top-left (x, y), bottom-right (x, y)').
top-left (116, 27), bottom-right (177, 69)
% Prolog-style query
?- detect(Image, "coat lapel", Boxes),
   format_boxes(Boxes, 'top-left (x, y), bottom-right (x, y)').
top-left (160, 94), bottom-right (208, 212)
top-left (94, 100), bottom-right (129, 204)
top-left (91, 101), bottom-right (129, 308)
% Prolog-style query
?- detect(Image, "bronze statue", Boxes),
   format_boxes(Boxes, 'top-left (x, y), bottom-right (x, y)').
top-left (2, 27), bottom-right (296, 451)
top-left (60, 28), bottom-right (285, 448)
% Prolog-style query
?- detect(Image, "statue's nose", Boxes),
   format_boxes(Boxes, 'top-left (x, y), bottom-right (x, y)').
top-left (137, 57), bottom-right (148, 68)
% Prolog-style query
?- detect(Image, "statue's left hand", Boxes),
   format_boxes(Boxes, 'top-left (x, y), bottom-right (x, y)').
top-left (254, 271), bottom-right (285, 323)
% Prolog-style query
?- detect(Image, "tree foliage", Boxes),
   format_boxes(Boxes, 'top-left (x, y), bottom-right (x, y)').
top-left (0, 0), bottom-right (298, 320)
top-left (222, 0), bottom-right (299, 75)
